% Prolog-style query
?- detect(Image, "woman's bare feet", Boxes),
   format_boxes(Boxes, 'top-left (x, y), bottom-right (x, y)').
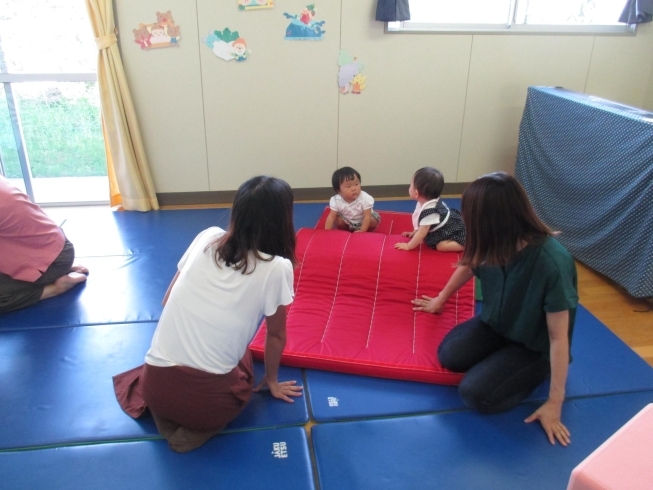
top-left (40, 272), bottom-right (88, 301)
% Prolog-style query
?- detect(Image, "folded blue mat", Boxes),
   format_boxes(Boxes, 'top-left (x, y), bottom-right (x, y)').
top-left (312, 390), bottom-right (653, 490)
top-left (0, 426), bottom-right (315, 490)
top-left (0, 323), bottom-right (308, 450)
top-left (306, 305), bottom-right (653, 421)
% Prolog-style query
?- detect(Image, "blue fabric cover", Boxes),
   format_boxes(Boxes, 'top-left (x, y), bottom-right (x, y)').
top-left (0, 427), bottom-right (314, 490)
top-left (0, 323), bottom-right (308, 450)
top-left (312, 391), bottom-right (653, 490)
top-left (375, 0), bottom-right (410, 21)
top-left (619, 0), bottom-right (653, 24)
top-left (305, 306), bottom-right (653, 421)
top-left (516, 86), bottom-right (653, 298)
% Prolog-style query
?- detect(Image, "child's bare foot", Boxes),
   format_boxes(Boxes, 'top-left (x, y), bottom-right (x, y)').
top-left (40, 272), bottom-right (88, 300)
top-left (70, 264), bottom-right (89, 275)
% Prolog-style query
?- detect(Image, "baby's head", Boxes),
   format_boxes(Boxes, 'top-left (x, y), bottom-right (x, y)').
top-left (332, 166), bottom-right (362, 203)
top-left (411, 167), bottom-right (444, 201)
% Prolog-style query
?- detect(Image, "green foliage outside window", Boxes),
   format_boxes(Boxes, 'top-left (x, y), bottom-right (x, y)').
top-left (0, 83), bottom-right (106, 178)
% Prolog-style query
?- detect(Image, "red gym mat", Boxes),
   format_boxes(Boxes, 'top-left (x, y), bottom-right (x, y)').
top-left (249, 209), bottom-right (474, 384)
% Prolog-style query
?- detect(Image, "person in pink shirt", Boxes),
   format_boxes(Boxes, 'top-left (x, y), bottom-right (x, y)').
top-left (0, 176), bottom-right (88, 314)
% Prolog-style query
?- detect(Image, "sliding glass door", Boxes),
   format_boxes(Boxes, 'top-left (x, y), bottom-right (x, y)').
top-left (0, 0), bottom-right (107, 205)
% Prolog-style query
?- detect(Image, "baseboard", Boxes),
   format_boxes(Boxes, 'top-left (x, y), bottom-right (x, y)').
top-left (157, 183), bottom-right (470, 206)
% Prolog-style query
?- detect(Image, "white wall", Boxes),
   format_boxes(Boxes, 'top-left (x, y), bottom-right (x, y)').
top-left (115, 0), bottom-right (653, 194)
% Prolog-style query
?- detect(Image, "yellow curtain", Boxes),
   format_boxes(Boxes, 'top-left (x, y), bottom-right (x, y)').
top-left (85, 0), bottom-right (159, 211)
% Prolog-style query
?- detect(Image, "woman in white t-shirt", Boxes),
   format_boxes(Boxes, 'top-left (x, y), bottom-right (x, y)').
top-left (113, 176), bottom-right (302, 453)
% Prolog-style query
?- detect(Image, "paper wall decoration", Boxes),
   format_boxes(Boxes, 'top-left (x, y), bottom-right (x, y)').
top-left (283, 4), bottom-right (325, 40)
top-left (133, 11), bottom-right (181, 50)
top-left (338, 51), bottom-right (365, 94)
top-left (203, 28), bottom-right (251, 62)
top-left (239, 0), bottom-right (274, 10)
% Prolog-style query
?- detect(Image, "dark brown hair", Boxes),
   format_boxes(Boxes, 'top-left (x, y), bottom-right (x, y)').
top-left (459, 172), bottom-right (552, 268)
top-left (413, 167), bottom-right (444, 200)
top-left (211, 176), bottom-right (296, 273)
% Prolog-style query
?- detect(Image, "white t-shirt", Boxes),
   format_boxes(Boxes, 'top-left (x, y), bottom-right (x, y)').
top-left (412, 199), bottom-right (441, 230)
top-left (329, 191), bottom-right (374, 224)
top-left (145, 227), bottom-right (294, 374)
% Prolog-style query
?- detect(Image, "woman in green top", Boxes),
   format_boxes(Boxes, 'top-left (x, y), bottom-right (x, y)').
top-left (413, 172), bottom-right (578, 446)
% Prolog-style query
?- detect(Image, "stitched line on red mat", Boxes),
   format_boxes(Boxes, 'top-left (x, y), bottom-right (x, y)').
top-left (321, 233), bottom-right (352, 343)
top-left (287, 230), bottom-right (318, 322)
top-left (413, 242), bottom-right (422, 354)
top-left (366, 235), bottom-right (387, 348)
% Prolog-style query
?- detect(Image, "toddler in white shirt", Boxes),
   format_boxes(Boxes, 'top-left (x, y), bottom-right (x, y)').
top-left (325, 167), bottom-right (380, 232)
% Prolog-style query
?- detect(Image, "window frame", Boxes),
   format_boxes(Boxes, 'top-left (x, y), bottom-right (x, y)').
top-left (386, 0), bottom-right (636, 36)
top-left (0, 73), bottom-right (99, 201)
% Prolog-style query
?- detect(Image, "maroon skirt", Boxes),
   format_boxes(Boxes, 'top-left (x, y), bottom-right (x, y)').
top-left (113, 351), bottom-right (254, 432)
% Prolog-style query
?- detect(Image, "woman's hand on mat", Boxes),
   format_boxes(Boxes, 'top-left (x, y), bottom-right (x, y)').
top-left (524, 400), bottom-right (571, 446)
top-left (395, 243), bottom-right (411, 251)
top-left (412, 295), bottom-right (444, 314)
top-left (254, 378), bottom-right (303, 403)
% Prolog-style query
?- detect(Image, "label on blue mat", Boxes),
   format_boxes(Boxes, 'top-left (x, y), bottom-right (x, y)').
top-left (272, 442), bottom-right (288, 458)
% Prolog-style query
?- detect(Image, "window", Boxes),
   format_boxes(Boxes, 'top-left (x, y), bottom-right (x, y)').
top-left (0, 0), bottom-right (107, 205)
top-left (388, 0), bottom-right (633, 34)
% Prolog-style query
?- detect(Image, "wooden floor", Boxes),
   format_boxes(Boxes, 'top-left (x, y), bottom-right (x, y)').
top-left (576, 261), bottom-right (653, 367)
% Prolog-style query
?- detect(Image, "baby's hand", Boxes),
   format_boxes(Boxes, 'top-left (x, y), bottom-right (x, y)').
top-left (394, 243), bottom-right (411, 251)
top-left (401, 231), bottom-right (414, 238)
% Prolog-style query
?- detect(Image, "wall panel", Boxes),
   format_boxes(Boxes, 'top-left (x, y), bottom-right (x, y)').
top-left (196, 0), bottom-right (340, 191)
top-left (114, 1), bottom-right (653, 197)
top-left (115, 0), bottom-right (209, 193)
top-left (457, 35), bottom-right (593, 181)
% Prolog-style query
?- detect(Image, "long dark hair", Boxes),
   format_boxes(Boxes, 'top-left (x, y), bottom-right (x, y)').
top-left (459, 172), bottom-right (552, 268)
top-left (211, 176), bottom-right (296, 273)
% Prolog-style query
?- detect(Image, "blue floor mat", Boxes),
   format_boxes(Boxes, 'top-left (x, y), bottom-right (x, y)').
top-left (0, 323), bottom-right (308, 450)
top-left (305, 305), bottom-right (653, 422)
top-left (305, 369), bottom-right (464, 422)
top-left (0, 254), bottom-right (177, 330)
top-left (311, 390), bottom-right (653, 490)
top-left (0, 426), bottom-right (315, 490)
top-left (51, 199), bottom-right (456, 259)
top-left (57, 208), bottom-right (231, 257)
top-left (293, 202), bottom-right (330, 231)
top-left (58, 203), bottom-right (338, 253)
top-left (2, 202), bottom-right (648, 489)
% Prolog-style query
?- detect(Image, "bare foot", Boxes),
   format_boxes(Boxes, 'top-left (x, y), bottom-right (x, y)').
top-left (40, 272), bottom-right (88, 300)
top-left (70, 264), bottom-right (89, 275)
